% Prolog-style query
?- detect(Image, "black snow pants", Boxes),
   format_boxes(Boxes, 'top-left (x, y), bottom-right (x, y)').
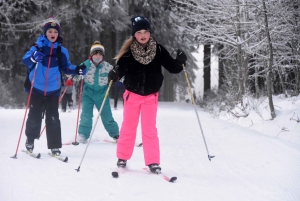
top-left (61, 93), bottom-right (73, 110)
top-left (25, 94), bottom-right (62, 149)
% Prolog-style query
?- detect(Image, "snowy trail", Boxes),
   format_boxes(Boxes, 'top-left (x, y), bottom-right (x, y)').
top-left (0, 102), bottom-right (300, 201)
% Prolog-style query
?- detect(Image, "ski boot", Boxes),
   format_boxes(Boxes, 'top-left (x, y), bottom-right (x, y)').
top-left (117, 159), bottom-right (127, 168)
top-left (77, 134), bottom-right (87, 144)
top-left (148, 164), bottom-right (161, 174)
top-left (25, 139), bottom-right (34, 153)
top-left (51, 148), bottom-right (61, 156)
top-left (112, 135), bottom-right (119, 142)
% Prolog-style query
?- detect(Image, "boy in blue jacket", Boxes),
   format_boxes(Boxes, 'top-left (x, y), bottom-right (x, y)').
top-left (22, 16), bottom-right (86, 155)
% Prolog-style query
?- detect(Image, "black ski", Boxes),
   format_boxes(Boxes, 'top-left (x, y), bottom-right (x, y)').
top-left (48, 153), bottom-right (68, 162)
top-left (22, 149), bottom-right (41, 159)
top-left (142, 168), bottom-right (177, 182)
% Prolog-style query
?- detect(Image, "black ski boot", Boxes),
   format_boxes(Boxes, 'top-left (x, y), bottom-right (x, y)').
top-left (51, 148), bottom-right (61, 156)
top-left (113, 135), bottom-right (119, 142)
top-left (117, 159), bottom-right (127, 168)
top-left (25, 139), bottom-right (34, 153)
top-left (148, 164), bottom-right (161, 174)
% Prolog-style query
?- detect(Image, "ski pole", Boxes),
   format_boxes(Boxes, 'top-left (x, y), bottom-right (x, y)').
top-left (72, 70), bottom-right (84, 145)
top-left (59, 85), bottom-right (69, 103)
top-left (11, 62), bottom-right (39, 159)
top-left (182, 64), bottom-right (215, 161)
top-left (75, 80), bottom-right (113, 172)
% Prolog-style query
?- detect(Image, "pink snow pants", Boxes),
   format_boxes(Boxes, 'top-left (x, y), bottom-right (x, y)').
top-left (117, 90), bottom-right (160, 166)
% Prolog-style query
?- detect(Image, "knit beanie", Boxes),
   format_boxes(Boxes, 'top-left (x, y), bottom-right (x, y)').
top-left (131, 16), bottom-right (151, 36)
top-left (43, 16), bottom-right (61, 35)
top-left (90, 41), bottom-right (105, 56)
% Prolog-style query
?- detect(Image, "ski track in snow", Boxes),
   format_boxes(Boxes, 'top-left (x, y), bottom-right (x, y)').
top-left (0, 101), bottom-right (300, 201)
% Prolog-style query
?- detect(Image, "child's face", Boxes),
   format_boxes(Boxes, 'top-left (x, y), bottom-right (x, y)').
top-left (92, 52), bottom-right (103, 63)
top-left (46, 28), bottom-right (59, 42)
top-left (134, 30), bottom-right (150, 46)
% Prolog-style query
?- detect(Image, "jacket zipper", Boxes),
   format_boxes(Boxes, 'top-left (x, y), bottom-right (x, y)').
top-left (44, 43), bottom-right (54, 96)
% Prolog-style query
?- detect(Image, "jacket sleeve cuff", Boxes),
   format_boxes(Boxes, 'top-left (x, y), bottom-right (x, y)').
top-left (30, 57), bottom-right (37, 63)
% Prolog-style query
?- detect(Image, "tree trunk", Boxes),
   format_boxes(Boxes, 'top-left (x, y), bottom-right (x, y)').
top-left (262, 0), bottom-right (276, 119)
top-left (218, 44), bottom-right (224, 89)
top-left (162, 70), bottom-right (174, 101)
top-left (203, 44), bottom-right (211, 98)
top-left (235, 0), bottom-right (244, 99)
top-left (276, 66), bottom-right (287, 96)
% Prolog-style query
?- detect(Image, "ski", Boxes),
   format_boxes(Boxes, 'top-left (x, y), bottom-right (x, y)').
top-left (112, 167), bottom-right (176, 183)
top-left (103, 139), bottom-right (142, 147)
top-left (142, 168), bottom-right (177, 182)
top-left (48, 153), bottom-right (68, 162)
top-left (22, 149), bottom-right (41, 159)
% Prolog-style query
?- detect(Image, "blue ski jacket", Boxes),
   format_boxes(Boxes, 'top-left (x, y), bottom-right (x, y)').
top-left (22, 35), bottom-right (77, 96)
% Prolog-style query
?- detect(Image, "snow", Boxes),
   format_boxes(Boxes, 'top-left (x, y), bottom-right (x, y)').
top-left (1, 96), bottom-right (300, 201)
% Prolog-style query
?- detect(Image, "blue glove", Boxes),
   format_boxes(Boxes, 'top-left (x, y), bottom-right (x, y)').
top-left (31, 51), bottom-right (45, 63)
top-left (76, 64), bottom-right (87, 75)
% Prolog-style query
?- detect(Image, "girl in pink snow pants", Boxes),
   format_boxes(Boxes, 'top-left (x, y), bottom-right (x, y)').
top-left (108, 15), bottom-right (187, 173)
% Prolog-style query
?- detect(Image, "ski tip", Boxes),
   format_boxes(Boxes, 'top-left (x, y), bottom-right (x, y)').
top-left (36, 153), bottom-right (41, 159)
top-left (112, 171), bottom-right (119, 178)
top-left (169, 177), bottom-right (177, 182)
top-left (63, 157), bottom-right (68, 162)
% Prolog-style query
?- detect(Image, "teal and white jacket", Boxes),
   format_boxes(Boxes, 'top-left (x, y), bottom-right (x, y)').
top-left (80, 59), bottom-right (113, 91)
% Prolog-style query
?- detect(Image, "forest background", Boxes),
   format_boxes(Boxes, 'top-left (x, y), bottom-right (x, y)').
top-left (0, 0), bottom-right (299, 120)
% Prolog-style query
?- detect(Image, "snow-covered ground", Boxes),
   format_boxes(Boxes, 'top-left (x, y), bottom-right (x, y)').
top-left (0, 96), bottom-right (300, 201)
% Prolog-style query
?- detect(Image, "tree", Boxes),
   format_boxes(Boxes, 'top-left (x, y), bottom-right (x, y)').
top-left (170, 0), bottom-right (299, 118)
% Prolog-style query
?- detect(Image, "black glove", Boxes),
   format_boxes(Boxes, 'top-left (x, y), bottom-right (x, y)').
top-left (108, 66), bottom-right (119, 83)
top-left (176, 49), bottom-right (187, 66)
top-left (75, 64), bottom-right (86, 75)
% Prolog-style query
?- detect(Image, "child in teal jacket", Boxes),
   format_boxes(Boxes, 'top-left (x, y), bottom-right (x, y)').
top-left (77, 41), bottom-right (119, 142)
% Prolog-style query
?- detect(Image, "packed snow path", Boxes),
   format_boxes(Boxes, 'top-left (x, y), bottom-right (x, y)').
top-left (0, 102), bottom-right (299, 201)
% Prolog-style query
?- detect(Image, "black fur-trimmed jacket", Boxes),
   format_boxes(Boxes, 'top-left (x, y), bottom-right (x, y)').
top-left (117, 44), bottom-right (183, 96)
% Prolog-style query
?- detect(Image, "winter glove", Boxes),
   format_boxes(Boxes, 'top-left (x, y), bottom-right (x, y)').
top-left (31, 51), bottom-right (45, 63)
top-left (108, 66), bottom-right (119, 83)
top-left (65, 79), bottom-right (73, 86)
top-left (75, 64), bottom-right (87, 75)
top-left (176, 49), bottom-right (187, 66)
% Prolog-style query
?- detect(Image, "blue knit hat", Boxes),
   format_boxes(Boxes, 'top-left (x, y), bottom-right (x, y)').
top-left (43, 16), bottom-right (61, 35)
top-left (131, 16), bottom-right (151, 36)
